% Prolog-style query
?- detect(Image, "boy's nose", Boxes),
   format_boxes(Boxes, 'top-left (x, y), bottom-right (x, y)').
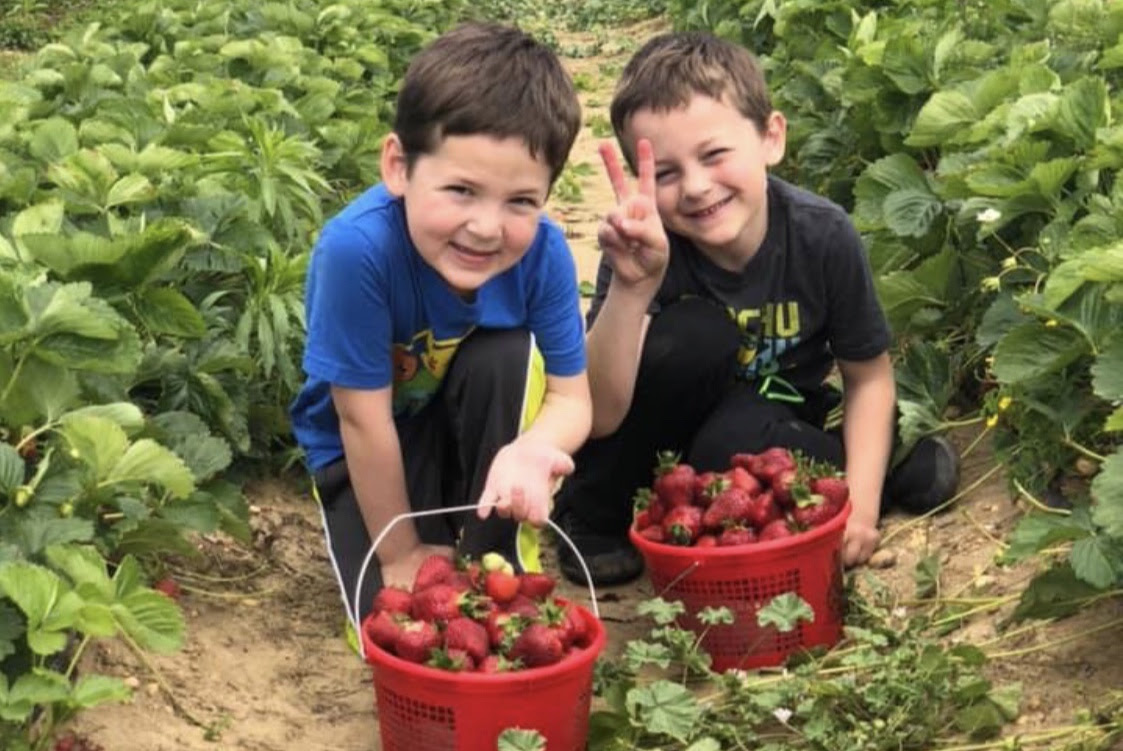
top-left (465, 208), bottom-right (502, 242)
top-left (681, 166), bottom-right (712, 200)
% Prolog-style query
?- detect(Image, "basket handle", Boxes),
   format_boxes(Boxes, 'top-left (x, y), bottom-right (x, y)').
top-left (351, 503), bottom-right (600, 634)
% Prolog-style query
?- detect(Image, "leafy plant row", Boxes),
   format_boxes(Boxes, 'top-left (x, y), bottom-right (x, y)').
top-left (663, 0), bottom-right (1123, 613)
top-left (0, 0), bottom-right (465, 747)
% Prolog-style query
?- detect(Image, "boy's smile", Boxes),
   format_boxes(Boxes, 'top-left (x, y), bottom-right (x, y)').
top-left (625, 94), bottom-right (786, 269)
top-left (382, 133), bottom-right (552, 296)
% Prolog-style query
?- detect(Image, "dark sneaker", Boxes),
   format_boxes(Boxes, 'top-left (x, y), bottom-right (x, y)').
top-left (553, 509), bottom-right (645, 587)
top-left (885, 434), bottom-right (961, 514)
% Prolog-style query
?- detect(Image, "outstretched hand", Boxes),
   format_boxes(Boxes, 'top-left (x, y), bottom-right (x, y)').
top-left (597, 139), bottom-right (669, 290)
top-left (475, 438), bottom-right (576, 526)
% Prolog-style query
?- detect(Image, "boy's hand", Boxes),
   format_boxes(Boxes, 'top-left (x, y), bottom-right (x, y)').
top-left (598, 138), bottom-right (669, 291)
top-left (842, 514), bottom-right (880, 567)
top-left (476, 438), bottom-right (575, 526)
top-left (380, 542), bottom-right (456, 590)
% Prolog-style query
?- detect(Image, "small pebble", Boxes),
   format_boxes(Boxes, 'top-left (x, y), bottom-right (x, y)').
top-left (868, 549), bottom-right (897, 569)
top-left (123, 675), bottom-right (141, 689)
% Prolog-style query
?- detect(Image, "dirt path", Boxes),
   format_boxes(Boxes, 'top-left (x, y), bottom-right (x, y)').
top-left (71, 21), bottom-right (1123, 751)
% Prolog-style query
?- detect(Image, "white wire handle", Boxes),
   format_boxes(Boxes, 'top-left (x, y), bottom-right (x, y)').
top-left (351, 502), bottom-right (600, 635)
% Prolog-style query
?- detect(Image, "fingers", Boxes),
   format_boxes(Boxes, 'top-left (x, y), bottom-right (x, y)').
top-left (598, 141), bottom-right (630, 204)
top-left (635, 138), bottom-right (656, 199)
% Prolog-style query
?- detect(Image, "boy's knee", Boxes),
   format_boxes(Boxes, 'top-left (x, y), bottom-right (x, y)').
top-left (641, 299), bottom-right (739, 389)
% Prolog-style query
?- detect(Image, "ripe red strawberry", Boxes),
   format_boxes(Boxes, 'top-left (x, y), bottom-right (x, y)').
top-left (725, 466), bottom-right (762, 496)
top-left (662, 504), bottom-right (703, 545)
top-left (638, 525), bottom-right (665, 543)
top-left (372, 585), bottom-right (413, 616)
top-left (477, 654), bottom-right (518, 673)
top-left (729, 452), bottom-right (758, 473)
top-left (557, 601), bottom-right (589, 648)
top-left (692, 471), bottom-right (722, 505)
top-left (756, 447), bottom-right (796, 482)
top-left (485, 610), bottom-right (522, 649)
top-left (758, 518), bottom-right (794, 541)
top-left (365, 610), bottom-right (407, 651)
top-left (394, 619), bottom-right (440, 663)
top-left (412, 554), bottom-right (455, 592)
top-left (411, 584), bottom-right (478, 623)
top-left (810, 475), bottom-right (849, 509)
top-left (695, 534), bottom-right (718, 547)
top-left (793, 493), bottom-right (841, 528)
top-left (701, 487), bottom-right (753, 529)
top-left (508, 622), bottom-right (564, 667)
top-left (770, 467), bottom-right (800, 507)
top-left (444, 616), bottom-right (490, 662)
top-left (632, 487), bottom-right (664, 528)
top-left (653, 451), bottom-right (696, 508)
top-left (506, 594), bottom-right (541, 619)
top-left (745, 490), bottom-right (780, 529)
top-left (485, 570), bottom-right (520, 604)
top-left (718, 525), bottom-right (757, 546)
top-left (152, 577), bottom-right (181, 600)
top-left (428, 646), bottom-right (474, 672)
top-left (518, 572), bottom-right (556, 600)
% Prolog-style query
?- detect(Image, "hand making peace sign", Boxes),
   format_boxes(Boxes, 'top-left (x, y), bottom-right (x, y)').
top-left (597, 138), bottom-right (670, 291)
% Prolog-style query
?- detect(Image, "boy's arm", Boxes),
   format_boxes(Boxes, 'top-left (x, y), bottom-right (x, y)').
top-left (477, 371), bottom-right (591, 524)
top-left (332, 385), bottom-right (453, 587)
top-left (837, 352), bottom-right (896, 566)
top-left (586, 282), bottom-right (653, 436)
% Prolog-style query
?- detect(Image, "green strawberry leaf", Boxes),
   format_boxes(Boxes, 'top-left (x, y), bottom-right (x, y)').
top-left (758, 593), bottom-right (814, 632)
top-left (626, 680), bottom-right (700, 741)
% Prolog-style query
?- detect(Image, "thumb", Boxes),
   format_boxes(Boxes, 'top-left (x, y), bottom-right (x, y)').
top-left (476, 487), bottom-right (496, 519)
top-left (550, 451), bottom-right (576, 478)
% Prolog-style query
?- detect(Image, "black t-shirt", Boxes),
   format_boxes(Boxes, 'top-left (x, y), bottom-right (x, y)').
top-left (588, 176), bottom-right (891, 393)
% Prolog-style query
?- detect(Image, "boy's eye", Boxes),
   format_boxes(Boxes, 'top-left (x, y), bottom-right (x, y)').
top-left (511, 196), bottom-right (540, 208)
top-left (445, 185), bottom-right (472, 196)
top-left (703, 148), bottom-right (728, 160)
top-left (654, 170), bottom-right (675, 183)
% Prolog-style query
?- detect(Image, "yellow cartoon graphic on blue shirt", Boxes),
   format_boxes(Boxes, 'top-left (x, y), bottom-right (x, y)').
top-left (391, 328), bottom-right (467, 416)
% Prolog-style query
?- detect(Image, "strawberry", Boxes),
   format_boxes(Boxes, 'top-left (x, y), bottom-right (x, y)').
top-left (755, 447), bottom-right (796, 483)
top-left (793, 493), bottom-right (840, 528)
top-left (770, 467), bottom-right (801, 507)
top-left (662, 504), bottom-right (703, 545)
top-left (152, 577), bottom-right (181, 600)
top-left (411, 584), bottom-right (480, 623)
top-left (485, 610), bottom-right (526, 650)
top-left (557, 601), bottom-right (589, 648)
top-left (638, 525), bottom-right (665, 543)
top-left (718, 525), bottom-right (757, 546)
top-left (695, 534), bottom-right (718, 547)
top-left (412, 554), bottom-right (455, 592)
top-left (701, 487), bottom-right (754, 529)
top-left (428, 646), bottom-right (473, 672)
top-left (477, 654), bottom-right (518, 673)
top-left (692, 471), bottom-right (721, 505)
top-left (506, 594), bottom-right (541, 619)
top-left (810, 475), bottom-right (849, 509)
top-left (508, 622), bottom-right (564, 667)
top-left (485, 570), bottom-right (521, 604)
top-left (518, 572), bottom-right (556, 600)
top-left (729, 452), bottom-right (758, 473)
top-left (444, 616), bottom-right (490, 662)
top-left (481, 552), bottom-right (514, 574)
top-left (365, 610), bottom-right (407, 651)
top-left (758, 518), bottom-right (794, 541)
top-left (372, 585), bottom-right (413, 616)
top-left (653, 451), bottom-right (696, 508)
top-left (725, 466), bottom-right (762, 496)
top-left (744, 490), bottom-right (780, 529)
top-left (632, 487), bottom-right (664, 528)
top-left (394, 619), bottom-right (440, 663)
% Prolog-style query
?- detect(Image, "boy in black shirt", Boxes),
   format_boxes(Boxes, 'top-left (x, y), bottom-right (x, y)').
top-left (553, 31), bottom-right (959, 585)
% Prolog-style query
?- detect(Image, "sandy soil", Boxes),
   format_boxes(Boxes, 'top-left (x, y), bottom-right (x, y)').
top-left (70, 21), bottom-right (1123, 751)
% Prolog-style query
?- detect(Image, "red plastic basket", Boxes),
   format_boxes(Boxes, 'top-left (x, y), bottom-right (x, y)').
top-left (629, 503), bottom-right (850, 672)
top-left (361, 599), bottom-right (606, 751)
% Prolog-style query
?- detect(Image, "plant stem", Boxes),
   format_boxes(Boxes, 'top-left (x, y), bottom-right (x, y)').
top-left (882, 461), bottom-right (1006, 545)
top-left (117, 627), bottom-right (209, 728)
top-left (1062, 438), bottom-right (1106, 463)
top-left (931, 595), bottom-right (1018, 627)
top-left (986, 617), bottom-right (1123, 659)
top-left (932, 724), bottom-right (1111, 750)
top-left (957, 424), bottom-right (991, 461)
top-left (0, 350), bottom-right (29, 405)
top-left (1013, 478), bottom-right (1070, 516)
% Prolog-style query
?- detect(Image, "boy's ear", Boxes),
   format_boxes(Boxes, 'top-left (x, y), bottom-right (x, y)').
top-left (762, 111), bottom-right (787, 167)
top-left (381, 133), bottom-right (409, 196)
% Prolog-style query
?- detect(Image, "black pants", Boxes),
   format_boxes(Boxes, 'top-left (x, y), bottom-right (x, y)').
top-left (313, 329), bottom-right (536, 626)
top-left (555, 298), bottom-right (847, 536)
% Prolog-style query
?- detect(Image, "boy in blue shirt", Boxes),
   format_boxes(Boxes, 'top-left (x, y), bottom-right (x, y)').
top-left (291, 23), bottom-right (591, 628)
top-left (553, 32), bottom-right (959, 585)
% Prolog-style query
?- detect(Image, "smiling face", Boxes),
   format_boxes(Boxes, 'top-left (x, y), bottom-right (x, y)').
top-left (381, 132), bottom-right (552, 297)
top-left (623, 94), bottom-right (786, 269)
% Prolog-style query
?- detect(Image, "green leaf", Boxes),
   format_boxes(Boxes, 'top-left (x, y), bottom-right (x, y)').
top-left (105, 174), bottom-right (156, 208)
top-left (1091, 449), bottom-right (1123, 536)
top-left (497, 729), bottom-right (546, 751)
top-left (626, 680), bottom-right (700, 741)
top-left (1010, 564), bottom-right (1101, 622)
top-left (757, 593), bottom-right (814, 632)
top-left (59, 415), bottom-right (128, 480)
top-left (955, 700), bottom-right (1005, 740)
top-left (977, 295), bottom-right (1028, 348)
top-left (44, 544), bottom-right (112, 598)
top-left (0, 444), bottom-right (24, 496)
top-left (134, 286), bottom-right (206, 338)
top-left (11, 199), bottom-right (64, 238)
top-left (907, 90), bottom-right (978, 147)
top-left (4, 671), bottom-right (70, 720)
top-left (29, 118), bottom-right (79, 163)
top-left (70, 674), bottom-right (132, 709)
top-left (992, 323), bottom-right (1088, 383)
top-left (105, 439), bottom-right (195, 499)
top-left (1002, 514), bottom-right (1089, 562)
top-left (1091, 339), bottom-right (1123, 401)
top-left (1069, 537), bottom-right (1118, 589)
top-left (63, 402), bottom-right (144, 433)
top-left (111, 588), bottom-right (184, 653)
top-left (882, 188), bottom-right (943, 237)
top-left (174, 436), bottom-right (232, 483)
top-left (1106, 406), bottom-right (1123, 432)
top-left (1055, 77), bottom-right (1108, 150)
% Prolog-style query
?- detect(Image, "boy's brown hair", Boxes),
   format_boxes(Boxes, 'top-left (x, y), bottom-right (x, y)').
top-left (394, 23), bottom-right (581, 183)
top-left (610, 32), bottom-right (772, 153)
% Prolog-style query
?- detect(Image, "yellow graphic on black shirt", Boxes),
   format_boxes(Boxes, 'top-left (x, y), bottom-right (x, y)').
top-left (728, 301), bottom-right (801, 379)
top-left (391, 328), bottom-right (466, 416)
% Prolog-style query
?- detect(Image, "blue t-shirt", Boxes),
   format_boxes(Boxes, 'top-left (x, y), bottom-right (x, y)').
top-left (291, 184), bottom-right (587, 470)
